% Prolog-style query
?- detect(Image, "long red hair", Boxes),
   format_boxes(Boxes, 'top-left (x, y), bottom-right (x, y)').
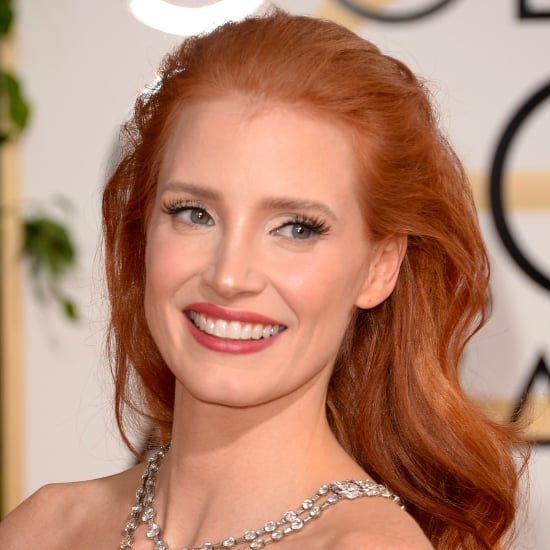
top-left (102, 9), bottom-right (526, 548)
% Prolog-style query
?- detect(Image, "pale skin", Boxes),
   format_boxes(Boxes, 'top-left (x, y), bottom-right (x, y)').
top-left (0, 97), bottom-right (433, 549)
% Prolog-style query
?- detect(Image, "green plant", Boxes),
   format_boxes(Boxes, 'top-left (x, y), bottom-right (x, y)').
top-left (0, 0), bottom-right (27, 142)
top-left (23, 204), bottom-right (78, 321)
top-left (0, 0), bottom-right (78, 320)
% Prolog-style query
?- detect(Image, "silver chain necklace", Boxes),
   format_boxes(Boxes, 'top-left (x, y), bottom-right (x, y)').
top-left (119, 444), bottom-right (404, 550)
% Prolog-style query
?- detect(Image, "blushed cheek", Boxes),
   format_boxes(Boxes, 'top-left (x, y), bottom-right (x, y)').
top-left (284, 254), bottom-right (361, 319)
top-left (146, 228), bottom-right (181, 276)
top-left (145, 232), bottom-right (208, 304)
top-left (144, 235), bottom-right (177, 313)
top-left (143, 248), bottom-right (162, 325)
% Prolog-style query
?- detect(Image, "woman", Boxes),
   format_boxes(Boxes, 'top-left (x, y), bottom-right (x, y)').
top-left (0, 9), bottom-right (526, 549)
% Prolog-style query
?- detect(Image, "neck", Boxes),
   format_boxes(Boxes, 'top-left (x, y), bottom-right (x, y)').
top-left (126, 446), bottom-right (401, 550)
top-left (153, 380), bottom-right (365, 547)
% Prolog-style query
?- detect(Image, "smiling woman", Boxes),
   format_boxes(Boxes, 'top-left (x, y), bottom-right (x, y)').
top-left (0, 8), bottom-right (527, 550)
top-left (144, 98), bottom-right (398, 406)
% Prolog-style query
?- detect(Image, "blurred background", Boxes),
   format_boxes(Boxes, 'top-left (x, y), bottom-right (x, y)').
top-left (1, 0), bottom-right (549, 547)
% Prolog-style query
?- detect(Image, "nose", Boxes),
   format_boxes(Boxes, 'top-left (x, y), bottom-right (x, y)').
top-left (200, 230), bottom-right (266, 301)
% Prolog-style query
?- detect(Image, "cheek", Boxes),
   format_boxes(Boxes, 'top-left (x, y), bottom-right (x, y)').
top-left (145, 229), bottom-right (203, 291)
top-left (275, 247), bottom-right (368, 321)
top-left (145, 234), bottom-right (175, 297)
top-left (144, 233), bottom-right (195, 321)
top-left (144, 237), bottom-right (169, 336)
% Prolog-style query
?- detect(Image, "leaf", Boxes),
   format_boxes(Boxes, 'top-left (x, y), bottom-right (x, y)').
top-left (0, 70), bottom-right (31, 130)
top-left (23, 216), bottom-right (76, 277)
top-left (62, 299), bottom-right (78, 322)
top-left (22, 214), bottom-right (80, 322)
top-left (0, 0), bottom-right (13, 36)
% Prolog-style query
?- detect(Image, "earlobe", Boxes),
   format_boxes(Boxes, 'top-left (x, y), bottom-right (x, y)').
top-left (354, 234), bottom-right (407, 310)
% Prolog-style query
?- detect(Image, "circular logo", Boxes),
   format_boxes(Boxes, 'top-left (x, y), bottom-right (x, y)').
top-left (336, 0), bottom-right (457, 23)
top-left (490, 81), bottom-right (550, 291)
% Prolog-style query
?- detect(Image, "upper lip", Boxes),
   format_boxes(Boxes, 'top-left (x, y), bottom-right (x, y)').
top-left (184, 302), bottom-right (284, 326)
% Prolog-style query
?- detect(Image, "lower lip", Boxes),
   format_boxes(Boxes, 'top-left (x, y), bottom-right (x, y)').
top-left (184, 315), bottom-right (283, 354)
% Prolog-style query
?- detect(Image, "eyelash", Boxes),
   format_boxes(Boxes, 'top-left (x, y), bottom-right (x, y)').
top-left (274, 215), bottom-right (330, 238)
top-left (161, 200), bottom-right (330, 238)
top-left (162, 199), bottom-right (211, 218)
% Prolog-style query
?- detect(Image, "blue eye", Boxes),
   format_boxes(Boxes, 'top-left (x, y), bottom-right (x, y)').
top-left (278, 223), bottom-right (313, 239)
top-left (274, 216), bottom-right (329, 240)
top-left (162, 202), bottom-right (214, 226)
top-left (184, 207), bottom-right (212, 225)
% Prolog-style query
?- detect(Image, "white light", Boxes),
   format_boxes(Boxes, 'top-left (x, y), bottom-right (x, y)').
top-left (129, 0), bottom-right (266, 36)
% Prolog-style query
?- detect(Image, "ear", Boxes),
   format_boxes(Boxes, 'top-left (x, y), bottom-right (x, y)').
top-left (354, 234), bottom-right (407, 310)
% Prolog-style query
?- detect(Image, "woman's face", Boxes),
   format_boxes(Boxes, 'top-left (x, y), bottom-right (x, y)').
top-left (145, 96), bottom-right (402, 408)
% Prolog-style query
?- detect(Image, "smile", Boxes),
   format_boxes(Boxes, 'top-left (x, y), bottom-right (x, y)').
top-left (187, 310), bottom-right (286, 340)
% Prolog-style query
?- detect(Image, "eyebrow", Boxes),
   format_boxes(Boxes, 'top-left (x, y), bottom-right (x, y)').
top-left (261, 197), bottom-right (337, 221)
top-left (161, 181), bottom-right (338, 220)
top-left (162, 181), bottom-right (221, 201)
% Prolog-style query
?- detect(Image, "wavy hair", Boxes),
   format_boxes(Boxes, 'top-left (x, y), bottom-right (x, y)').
top-left (102, 9), bottom-right (526, 548)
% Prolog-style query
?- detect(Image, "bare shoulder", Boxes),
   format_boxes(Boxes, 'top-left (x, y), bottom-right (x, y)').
top-left (358, 499), bottom-right (431, 548)
top-left (0, 481), bottom-right (82, 549)
top-left (0, 465), bottom-right (143, 550)
top-left (312, 496), bottom-right (433, 550)
top-left (336, 524), bottom-right (434, 549)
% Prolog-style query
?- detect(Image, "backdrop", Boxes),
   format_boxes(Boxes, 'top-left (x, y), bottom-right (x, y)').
top-left (10, 0), bottom-right (550, 547)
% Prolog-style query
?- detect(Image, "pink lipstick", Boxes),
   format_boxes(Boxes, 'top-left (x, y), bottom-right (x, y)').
top-left (183, 302), bottom-right (286, 354)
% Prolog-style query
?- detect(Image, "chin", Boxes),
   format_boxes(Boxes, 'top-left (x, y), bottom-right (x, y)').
top-left (176, 372), bottom-right (298, 410)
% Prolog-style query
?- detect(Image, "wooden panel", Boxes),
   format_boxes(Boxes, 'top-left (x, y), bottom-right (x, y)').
top-left (0, 34), bottom-right (23, 516)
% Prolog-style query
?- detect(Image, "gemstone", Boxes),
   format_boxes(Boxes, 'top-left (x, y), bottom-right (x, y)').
top-left (340, 482), bottom-right (362, 499)
top-left (146, 523), bottom-right (160, 538)
top-left (290, 518), bottom-right (303, 530)
top-left (142, 507), bottom-right (155, 521)
top-left (155, 542), bottom-right (168, 550)
top-left (302, 498), bottom-right (313, 510)
top-left (318, 484), bottom-right (329, 495)
top-left (264, 520), bottom-right (276, 532)
top-left (124, 518), bottom-right (138, 532)
top-left (271, 530), bottom-right (284, 540)
top-left (222, 537), bottom-right (236, 547)
top-left (309, 506), bottom-right (320, 517)
top-left (200, 543), bottom-right (214, 550)
top-left (283, 511), bottom-right (297, 522)
top-left (244, 530), bottom-right (257, 541)
top-left (120, 534), bottom-right (133, 548)
top-left (327, 494), bottom-right (338, 504)
top-left (250, 539), bottom-right (265, 549)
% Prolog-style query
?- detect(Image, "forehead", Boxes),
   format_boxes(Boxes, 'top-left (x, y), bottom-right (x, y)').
top-left (151, 96), bottom-right (370, 237)
top-left (159, 95), bottom-right (360, 185)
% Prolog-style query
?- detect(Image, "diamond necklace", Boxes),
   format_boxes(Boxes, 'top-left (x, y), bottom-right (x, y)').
top-left (120, 444), bottom-right (404, 550)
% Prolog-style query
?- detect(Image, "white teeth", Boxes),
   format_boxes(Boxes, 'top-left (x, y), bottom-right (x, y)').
top-left (251, 324), bottom-right (263, 340)
top-left (227, 321), bottom-right (242, 339)
top-left (188, 311), bottom-right (283, 341)
top-left (206, 317), bottom-right (215, 334)
top-left (241, 323), bottom-right (252, 339)
top-left (213, 319), bottom-right (227, 338)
